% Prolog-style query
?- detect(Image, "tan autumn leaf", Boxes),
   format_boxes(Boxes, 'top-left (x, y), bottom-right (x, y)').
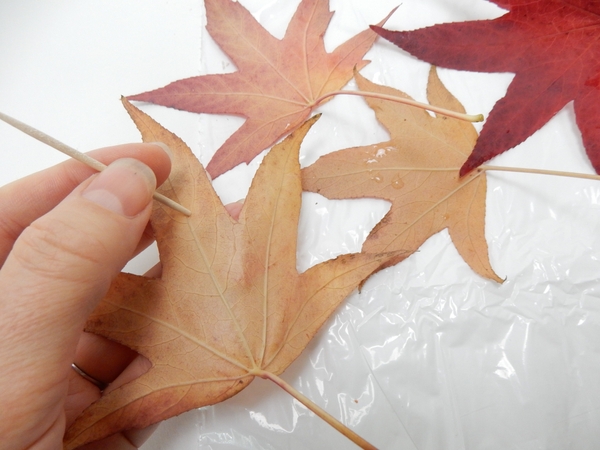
top-left (63, 101), bottom-right (403, 449)
top-left (302, 67), bottom-right (502, 282)
top-left (128, 0), bottom-right (395, 179)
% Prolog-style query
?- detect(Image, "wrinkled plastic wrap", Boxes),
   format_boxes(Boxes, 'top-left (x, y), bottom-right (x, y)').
top-left (2, 1), bottom-right (600, 449)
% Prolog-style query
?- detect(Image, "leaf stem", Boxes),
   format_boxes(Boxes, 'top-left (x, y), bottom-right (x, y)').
top-left (0, 110), bottom-right (191, 216)
top-left (256, 370), bottom-right (377, 450)
top-left (478, 165), bottom-right (600, 181)
top-left (313, 90), bottom-right (484, 123)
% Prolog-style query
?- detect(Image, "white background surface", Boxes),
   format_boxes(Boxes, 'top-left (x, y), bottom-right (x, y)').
top-left (1, 1), bottom-right (600, 449)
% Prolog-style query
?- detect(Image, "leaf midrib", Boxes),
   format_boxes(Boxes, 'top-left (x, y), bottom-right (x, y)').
top-left (220, 2), bottom-right (312, 104)
top-left (104, 295), bottom-right (250, 372)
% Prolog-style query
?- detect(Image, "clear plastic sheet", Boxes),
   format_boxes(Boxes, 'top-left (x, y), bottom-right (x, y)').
top-left (1, 1), bottom-right (600, 449)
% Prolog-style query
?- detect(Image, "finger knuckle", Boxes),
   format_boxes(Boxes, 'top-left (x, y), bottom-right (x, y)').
top-left (11, 215), bottom-right (109, 281)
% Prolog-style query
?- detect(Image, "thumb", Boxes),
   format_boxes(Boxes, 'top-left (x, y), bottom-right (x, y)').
top-left (0, 157), bottom-right (161, 405)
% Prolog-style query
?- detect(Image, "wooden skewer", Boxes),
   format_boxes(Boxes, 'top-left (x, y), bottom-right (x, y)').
top-left (0, 111), bottom-right (191, 216)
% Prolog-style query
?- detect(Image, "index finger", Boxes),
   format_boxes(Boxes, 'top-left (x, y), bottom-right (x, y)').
top-left (0, 143), bottom-right (171, 265)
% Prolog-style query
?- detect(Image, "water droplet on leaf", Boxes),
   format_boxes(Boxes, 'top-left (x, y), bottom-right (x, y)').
top-left (391, 174), bottom-right (404, 189)
top-left (371, 171), bottom-right (383, 183)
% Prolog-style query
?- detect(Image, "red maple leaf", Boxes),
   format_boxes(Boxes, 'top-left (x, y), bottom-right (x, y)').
top-left (372, 0), bottom-right (600, 176)
top-left (129, 0), bottom-right (390, 179)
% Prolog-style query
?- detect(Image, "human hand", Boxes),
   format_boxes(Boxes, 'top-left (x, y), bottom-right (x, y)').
top-left (0, 143), bottom-right (172, 450)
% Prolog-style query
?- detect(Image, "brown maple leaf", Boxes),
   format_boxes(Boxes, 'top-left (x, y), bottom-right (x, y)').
top-left (302, 67), bottom-right (502, 282)
top-left (63, 101), bottom-right (403, 449)
top-left (128, 0), bottom-right (394, 179)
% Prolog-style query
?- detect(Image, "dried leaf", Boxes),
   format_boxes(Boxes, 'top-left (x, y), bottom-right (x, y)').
top-left (63, 101), bottom-right (403, 449)
top-left (129, 0), bottom-right (393, 179)
top-left (302, 67), bottom-right (501, 282)
top-left (373, 0), bottom-right (600, 175)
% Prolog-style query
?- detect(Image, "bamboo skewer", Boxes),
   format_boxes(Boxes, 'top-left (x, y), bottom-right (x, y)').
top-left (0, 111), bottom-right (191, 217)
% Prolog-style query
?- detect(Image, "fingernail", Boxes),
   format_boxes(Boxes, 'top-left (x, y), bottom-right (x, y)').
top-left (149, 142), bottom-right (173, 161)
top-left (82, 158), bottom-right (157, 217)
